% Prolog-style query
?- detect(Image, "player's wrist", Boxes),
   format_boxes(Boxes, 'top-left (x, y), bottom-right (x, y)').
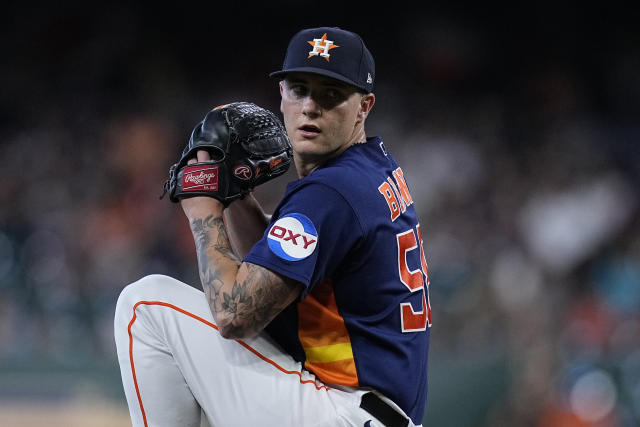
top-left (180, 195), bottom-right (224, 220)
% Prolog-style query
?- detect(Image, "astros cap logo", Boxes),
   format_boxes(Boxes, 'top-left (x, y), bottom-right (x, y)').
top-left (307, 33), bottom-right (339, 61)
top-left (267, 213), bottom-right (318, 261)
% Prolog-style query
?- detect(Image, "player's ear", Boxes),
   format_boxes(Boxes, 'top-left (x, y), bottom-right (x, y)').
top-left (279, 80), bottom-right (285, 113)
top-left (357, 93), bottom-right (375, 122)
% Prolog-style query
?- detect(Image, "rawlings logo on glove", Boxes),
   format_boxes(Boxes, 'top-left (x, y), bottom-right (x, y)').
top-left (182, 165), bottom-right (219, 190)
top-left (233, 165), bottom-right (252, 180)
top-left (161, 102), bottom-right (293, 206)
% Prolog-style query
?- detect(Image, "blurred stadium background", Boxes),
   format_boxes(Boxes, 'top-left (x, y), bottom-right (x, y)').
top-left (1, 3), bottom-right (639, 426)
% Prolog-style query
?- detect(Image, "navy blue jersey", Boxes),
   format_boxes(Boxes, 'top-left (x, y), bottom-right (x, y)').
top-left (244, 136), bottom-right (431, 424)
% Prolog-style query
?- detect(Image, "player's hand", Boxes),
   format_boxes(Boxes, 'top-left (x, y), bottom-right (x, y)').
top-left (181, 150), bottom-right (225, 218)
top-left (160, 102), bottom-right (292, 206)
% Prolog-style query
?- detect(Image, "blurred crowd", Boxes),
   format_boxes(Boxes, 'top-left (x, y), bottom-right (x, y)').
top-left (1, 4), bottom-right (639, 426)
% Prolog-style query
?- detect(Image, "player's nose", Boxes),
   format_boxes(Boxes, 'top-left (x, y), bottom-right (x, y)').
top-left (301, 94), bottom-right (321, 118)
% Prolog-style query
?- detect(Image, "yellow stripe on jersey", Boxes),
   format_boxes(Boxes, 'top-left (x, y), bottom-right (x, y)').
top-left (304, 342), bottom-right (353, 363)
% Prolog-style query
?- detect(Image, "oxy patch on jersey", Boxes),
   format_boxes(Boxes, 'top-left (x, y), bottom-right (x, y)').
top-left (267, 213), bottom-right (318, 261)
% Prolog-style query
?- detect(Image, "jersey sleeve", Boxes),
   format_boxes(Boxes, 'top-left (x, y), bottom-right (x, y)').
top-left (243, 182), bottom-right (363, 297)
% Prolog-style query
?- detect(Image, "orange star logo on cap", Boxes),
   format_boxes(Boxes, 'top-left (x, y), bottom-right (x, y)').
top-left (307, 33), bottom-right (339, 62)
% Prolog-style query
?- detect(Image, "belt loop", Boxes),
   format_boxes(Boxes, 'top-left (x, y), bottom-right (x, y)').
top-left (359, 392), bottom-right (409, 427)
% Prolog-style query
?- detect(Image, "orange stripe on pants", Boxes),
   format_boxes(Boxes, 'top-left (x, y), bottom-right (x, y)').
top-left (128, 301), bottom-right (330, 427)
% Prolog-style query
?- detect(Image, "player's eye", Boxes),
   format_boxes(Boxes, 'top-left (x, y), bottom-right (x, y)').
top-left (326, 88), bottom-right (339, 99)
top-left (320, 88), bottom-right (347, 105)
top-left (289, 84), bottom-right (308, 98)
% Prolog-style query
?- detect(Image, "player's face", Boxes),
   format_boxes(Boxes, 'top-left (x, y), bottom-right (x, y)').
top-left (280, 73), bottom-right (374, 169)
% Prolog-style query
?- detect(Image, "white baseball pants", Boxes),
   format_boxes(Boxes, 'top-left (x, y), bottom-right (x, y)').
top-left (114, 274), bottom-right (418, 427)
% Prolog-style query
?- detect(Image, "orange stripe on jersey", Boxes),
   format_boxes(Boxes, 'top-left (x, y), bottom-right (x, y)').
top-left (297, 280), bottom-right (359, 386)
top-left (305, 358), bottom-right (359, 387)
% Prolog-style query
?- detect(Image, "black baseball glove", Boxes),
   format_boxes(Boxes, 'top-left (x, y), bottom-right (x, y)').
top-left (161, 102), bottom-right (293, 206)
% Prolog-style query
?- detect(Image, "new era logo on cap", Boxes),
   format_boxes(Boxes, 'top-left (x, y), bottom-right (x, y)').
top-left (270, 27), bottom-right (375, 93)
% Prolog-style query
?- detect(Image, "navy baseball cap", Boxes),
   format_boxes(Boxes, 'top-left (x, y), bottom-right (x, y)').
top-left (270, 27), bottom-right (375, 93)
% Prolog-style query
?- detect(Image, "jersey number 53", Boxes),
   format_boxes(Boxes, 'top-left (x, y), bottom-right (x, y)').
top-left (396, 224), bottom-right (432, 332)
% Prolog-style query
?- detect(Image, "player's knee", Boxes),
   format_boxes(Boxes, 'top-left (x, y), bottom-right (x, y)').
top-left (114, 274), bottom-right (172, 321)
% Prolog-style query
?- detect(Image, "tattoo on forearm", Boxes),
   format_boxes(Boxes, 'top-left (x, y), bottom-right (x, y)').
top-left (191, 215), bottom-right (238, 261)
top-left (190, 215), bottom-right (239, 311)
top-left (219, 263), bottom-right (296, 337)
top-left (190, 214), bottom-right (298, 337)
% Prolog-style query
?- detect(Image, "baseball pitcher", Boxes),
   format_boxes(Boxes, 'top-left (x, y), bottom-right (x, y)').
top-left (114, 27), bottom-right (431, 427)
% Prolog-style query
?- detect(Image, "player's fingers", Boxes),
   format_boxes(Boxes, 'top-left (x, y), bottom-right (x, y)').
top-left (197, 150), bottom-right (212, 162)
top-left (186, 150), bottom-right (211, 165)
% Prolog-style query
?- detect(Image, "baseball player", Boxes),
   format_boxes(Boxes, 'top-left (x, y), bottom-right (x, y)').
top-left (114, 27), bottom-right (431, 427)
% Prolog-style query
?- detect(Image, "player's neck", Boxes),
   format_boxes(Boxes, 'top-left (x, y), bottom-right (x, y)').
top-left (348, 125), bottom-right (367, 146)
top-left (293, 123), bottom-right (367, 178)
top-left (294, 137), bottom-right (367, 179)
top-left (294, 155), bottom-right (323, 178)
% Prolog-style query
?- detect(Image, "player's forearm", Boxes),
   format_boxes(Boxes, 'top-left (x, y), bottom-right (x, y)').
top-left (182, 197), bottom-right (301, 339)
top-left (223, 194), bottom-right (270, 258)
top-left (189, 212), bottom-right (242, 318)
top-left (182, 198), bottom-right (243, 332)
top-left (184, 205), bottom-right (278, 339)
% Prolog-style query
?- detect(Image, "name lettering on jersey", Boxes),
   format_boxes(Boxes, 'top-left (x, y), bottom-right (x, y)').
top-left (377, 167), bottom-right (414, 221)
top-left (267, 213), bottom-right (318, 261)
top-left (392, 168), bottom-right (413, 205)
top-left (387, 177), bottom-right (406, 214)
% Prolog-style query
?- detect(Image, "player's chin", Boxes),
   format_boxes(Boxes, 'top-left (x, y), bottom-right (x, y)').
top-left (291, 137), bottom-right (323, 154)
top-left (292, 142), bottom-right (332, 162)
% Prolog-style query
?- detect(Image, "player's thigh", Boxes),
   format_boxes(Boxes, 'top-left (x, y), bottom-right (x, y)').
top-left (115, 274), bottom-right (352, 426)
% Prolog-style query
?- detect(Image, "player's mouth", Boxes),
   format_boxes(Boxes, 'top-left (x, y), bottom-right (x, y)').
top-left (299, 124), bottom-right (321, 138)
